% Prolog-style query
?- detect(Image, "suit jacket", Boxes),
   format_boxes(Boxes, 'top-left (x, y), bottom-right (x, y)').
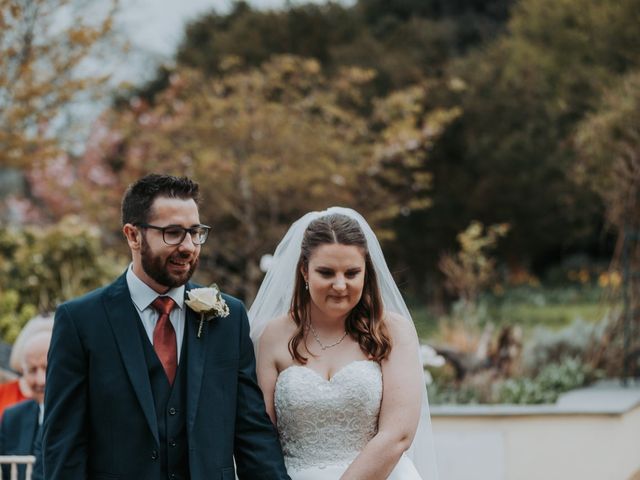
top-left (43, 273), bottom-right (289, 480)
top-left (0, 399), bottom-right (41, 480)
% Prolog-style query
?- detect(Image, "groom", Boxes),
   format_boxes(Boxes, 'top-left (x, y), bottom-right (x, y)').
top-left (43, 174), bottom-right (290, 479)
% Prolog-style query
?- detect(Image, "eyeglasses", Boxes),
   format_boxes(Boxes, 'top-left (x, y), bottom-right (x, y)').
top-left (135, 223), bottom-right (211, 245)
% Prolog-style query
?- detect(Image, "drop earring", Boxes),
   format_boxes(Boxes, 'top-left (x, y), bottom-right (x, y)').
top-left (305, 281), bottom-right (309, 291)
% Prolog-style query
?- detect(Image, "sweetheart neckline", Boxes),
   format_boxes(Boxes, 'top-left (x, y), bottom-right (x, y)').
top-left (277, 359), bottom-right (380, 383)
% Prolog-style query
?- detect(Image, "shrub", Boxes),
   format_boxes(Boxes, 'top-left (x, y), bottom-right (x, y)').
top-left (497, 357), bottom-right (599, 404)
top-left (521, 317), bottom-right (608, 375)
top-left (0, 216), bottom-right (125, 342)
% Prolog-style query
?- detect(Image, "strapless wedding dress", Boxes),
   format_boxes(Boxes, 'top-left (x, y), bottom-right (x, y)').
top-left (274, 360), bottom-right (422, 479)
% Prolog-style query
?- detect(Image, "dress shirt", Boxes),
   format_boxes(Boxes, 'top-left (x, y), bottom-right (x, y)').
top-left (126, 265), bottom-right (185, 361)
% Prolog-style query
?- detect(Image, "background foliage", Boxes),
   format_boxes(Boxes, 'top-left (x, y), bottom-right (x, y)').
top-left (0, 217), bottom-right (124, 341)
top-left (69, 56), bottom-right (456, 299)
top-left (1, 0), bottom-right (638, 399)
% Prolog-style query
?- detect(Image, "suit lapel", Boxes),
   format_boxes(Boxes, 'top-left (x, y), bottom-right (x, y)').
top-left (185, 282), bottom-right (209, 435)
top-left (103, 274), bottom-right (159, 445)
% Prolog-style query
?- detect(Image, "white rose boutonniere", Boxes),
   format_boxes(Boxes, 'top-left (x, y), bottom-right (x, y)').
top-left (185, 284), bottom-right (230, 338)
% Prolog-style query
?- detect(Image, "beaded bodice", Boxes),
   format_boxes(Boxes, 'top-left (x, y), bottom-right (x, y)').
top-left (274, 360), bottom-right (382, 471)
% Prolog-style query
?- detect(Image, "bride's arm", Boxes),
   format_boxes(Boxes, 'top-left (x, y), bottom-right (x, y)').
top-left (256, 319), bottom-right (284, 424)
top-left (340, 313), bottom-right (423, 480)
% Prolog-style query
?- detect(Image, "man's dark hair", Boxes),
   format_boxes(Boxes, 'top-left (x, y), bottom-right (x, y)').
top-left (121, 174), bottom-right (200, 226)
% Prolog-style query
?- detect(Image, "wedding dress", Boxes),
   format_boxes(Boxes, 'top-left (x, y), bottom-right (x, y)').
top-left (274, 360), bottom-right (422, 480)
top-left (250, 207), bottom-right (439, 479)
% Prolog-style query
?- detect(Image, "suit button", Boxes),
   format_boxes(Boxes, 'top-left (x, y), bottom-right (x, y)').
top-left (151, 450), bottom-right (158, 460)
top-left (168, 407), bottom-right (177, 415)
top-left (169, 439), bottom-right (177, 447)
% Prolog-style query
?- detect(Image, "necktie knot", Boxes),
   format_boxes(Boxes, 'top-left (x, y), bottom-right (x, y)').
top-left (152, 296), bottom-right (176, 316)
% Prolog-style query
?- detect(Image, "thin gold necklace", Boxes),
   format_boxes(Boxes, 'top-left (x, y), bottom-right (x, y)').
top-left (308, 321), bottom-right (348, 350)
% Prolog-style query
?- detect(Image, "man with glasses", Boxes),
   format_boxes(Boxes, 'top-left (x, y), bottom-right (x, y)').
top-left (43, 174), bottom-right (290, 480)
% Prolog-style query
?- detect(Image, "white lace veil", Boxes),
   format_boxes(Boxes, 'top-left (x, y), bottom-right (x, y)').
top-left (248, 207), bottom-right (439, 480)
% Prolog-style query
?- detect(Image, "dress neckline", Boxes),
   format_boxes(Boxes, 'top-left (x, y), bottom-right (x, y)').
top-left (278, 359), bottom-right (379, 383)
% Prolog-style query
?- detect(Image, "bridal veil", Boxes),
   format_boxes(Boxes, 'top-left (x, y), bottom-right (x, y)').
top-left (248, 207), bottom-right (439, 480)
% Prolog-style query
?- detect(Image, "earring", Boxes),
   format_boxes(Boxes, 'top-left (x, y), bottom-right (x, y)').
top-left (305, 281), bottom-right (309, 291)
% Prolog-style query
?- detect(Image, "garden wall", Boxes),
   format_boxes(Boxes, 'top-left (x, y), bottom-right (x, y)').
top-left (431, 380), bottom-right (640, 480)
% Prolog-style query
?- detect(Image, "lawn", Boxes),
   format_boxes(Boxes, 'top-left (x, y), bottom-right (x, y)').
top-left (409, 284), bottom-right (619, 343)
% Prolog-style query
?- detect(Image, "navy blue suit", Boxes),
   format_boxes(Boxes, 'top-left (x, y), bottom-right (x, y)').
top-left (0, 399), bottom-right (41, 480)
top-left (43, 273), bottom-right (289, 480)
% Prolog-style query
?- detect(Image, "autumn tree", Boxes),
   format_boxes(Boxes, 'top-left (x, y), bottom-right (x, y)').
top-left (0, 0), bottom-right (118, 169)
top-left (439, 220), bottom-right (509, 309)
top-left (71, 55), bottom-right (455, 300)
top-left (366, 84), bottom-right (460, 231)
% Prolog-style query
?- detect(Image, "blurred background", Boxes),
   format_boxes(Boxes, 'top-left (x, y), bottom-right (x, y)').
top-left (1, 0), bottom-right (639, 477)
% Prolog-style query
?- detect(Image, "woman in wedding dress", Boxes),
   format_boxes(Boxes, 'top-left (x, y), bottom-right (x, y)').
top-left (249, 208), bottom-right (439, 480)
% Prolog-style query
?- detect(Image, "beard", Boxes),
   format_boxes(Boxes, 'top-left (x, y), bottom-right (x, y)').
top-left (140, 236), bottom-right (199, 288)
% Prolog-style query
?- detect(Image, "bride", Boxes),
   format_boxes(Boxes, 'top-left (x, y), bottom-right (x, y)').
top-left (249, 208), bottom-right (439, 480)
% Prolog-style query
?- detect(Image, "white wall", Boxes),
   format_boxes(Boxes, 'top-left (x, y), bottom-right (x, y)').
top-left (430, 383), bottom-right (640, 480)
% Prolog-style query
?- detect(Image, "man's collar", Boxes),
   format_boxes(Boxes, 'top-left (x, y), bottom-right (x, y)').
top-left (126, 264), bottom-right (185, 311)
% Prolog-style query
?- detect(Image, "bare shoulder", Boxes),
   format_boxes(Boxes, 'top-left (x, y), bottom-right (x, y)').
top-left (383, 311), bottom-right (418, 344)
top-left (260, 314), bottom-right (296, 342)
top-left (258, 314), bottom-right (297, 371)
top-left (258, 314), bottom-right (296, 354)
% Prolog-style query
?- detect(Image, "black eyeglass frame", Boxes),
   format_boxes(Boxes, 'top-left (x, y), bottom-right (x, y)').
top-left (135, 223), bottom-right (211, 245)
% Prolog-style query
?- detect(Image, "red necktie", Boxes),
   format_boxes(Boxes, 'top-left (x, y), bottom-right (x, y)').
top-left (151, 296), bottom-right (177, 385)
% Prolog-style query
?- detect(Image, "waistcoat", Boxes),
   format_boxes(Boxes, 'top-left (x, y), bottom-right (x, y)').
top-left (137, 318), bottom-right (190, 480)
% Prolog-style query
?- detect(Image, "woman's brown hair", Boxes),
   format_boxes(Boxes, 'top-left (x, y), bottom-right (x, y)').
top-left (288, 213), bottom-right (392, 363)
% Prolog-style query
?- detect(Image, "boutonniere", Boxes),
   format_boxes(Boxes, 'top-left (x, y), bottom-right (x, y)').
top-left (185, 284), bottom-right (230, 338)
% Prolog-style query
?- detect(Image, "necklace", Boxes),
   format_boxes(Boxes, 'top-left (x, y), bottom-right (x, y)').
top-left (308, 321), bottom-right (348, 350)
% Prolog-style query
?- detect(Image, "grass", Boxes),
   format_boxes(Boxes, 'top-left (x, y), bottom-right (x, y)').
top-left (486, 302), bottom-right (610, 330)
top-left (409, 284), bottom-right (620, 343)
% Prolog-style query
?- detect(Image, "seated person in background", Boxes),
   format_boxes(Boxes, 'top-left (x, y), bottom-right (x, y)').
top-left (0, 318), bottom-right (53, 480)
top-left (0, 315), bottom-right (54, 418)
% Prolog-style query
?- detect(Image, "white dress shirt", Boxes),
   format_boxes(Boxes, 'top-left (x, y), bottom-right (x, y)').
top-left (126, 265), bottom-right (186, 362)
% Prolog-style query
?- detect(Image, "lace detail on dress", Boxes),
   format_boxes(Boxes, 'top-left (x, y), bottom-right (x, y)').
top-left (274, 360), bottom-right (382, 471)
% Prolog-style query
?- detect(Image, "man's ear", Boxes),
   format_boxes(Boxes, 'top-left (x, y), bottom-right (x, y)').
top-left (123, 224), bottom-right (141, 251)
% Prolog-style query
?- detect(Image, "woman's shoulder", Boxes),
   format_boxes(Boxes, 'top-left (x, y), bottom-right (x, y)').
top-left (258, 315), bottom-right (298, 369)
top-left (260, 314), bottom-right (297, 343)
top-left (383, 311), bottom-right (418, 342)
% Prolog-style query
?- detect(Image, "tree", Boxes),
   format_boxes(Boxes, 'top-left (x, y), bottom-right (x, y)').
top-left (171, 0), bottom-right (514, 97)
top-left (0, 0), bottom-right (118, 168)
top-left (573, 70), bottom-right (640, 379)
top-left (574, 71), bottom-right (640, 243)
top-left (73, 56), bottom-right (456, 300)
top-left (176, 2), bottom-right (356, 77)
top-left (366, 84), bottom-right (460, 229)
top-left (420, 0), bottom-right (640, 277)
